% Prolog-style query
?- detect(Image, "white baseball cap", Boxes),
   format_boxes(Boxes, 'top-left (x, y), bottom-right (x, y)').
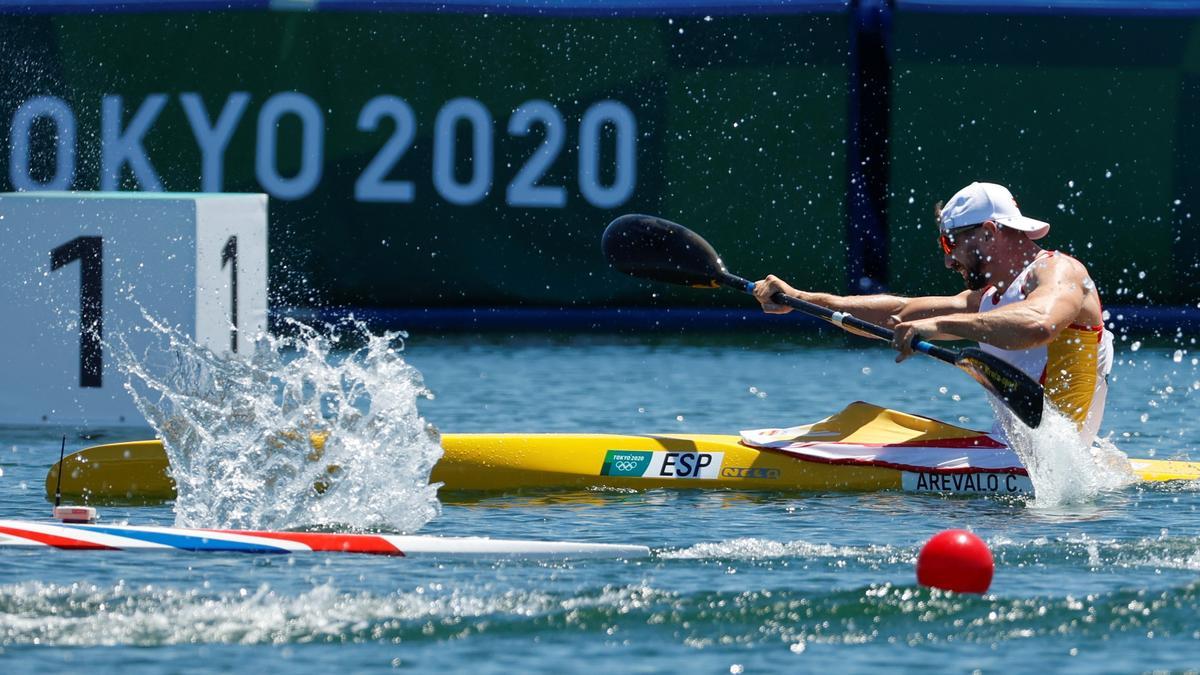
top-left (939, 182), bottom-right (1050, 240)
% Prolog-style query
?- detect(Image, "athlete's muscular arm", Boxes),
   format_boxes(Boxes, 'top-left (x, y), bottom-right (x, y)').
top-left (892, 256), bottom-right (1090, 359)
top-left (753, 275), bottom-right (982, 334)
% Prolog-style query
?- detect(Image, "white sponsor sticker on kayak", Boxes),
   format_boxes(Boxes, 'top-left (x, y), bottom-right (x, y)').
top-left (601, 450), bottom-right (723, 479)
top-left (902, 471), bottom-right (1033, 495)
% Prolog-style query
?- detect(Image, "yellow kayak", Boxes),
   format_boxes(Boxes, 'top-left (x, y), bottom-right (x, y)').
top-left (46, 403), bottom-right (1200, 501)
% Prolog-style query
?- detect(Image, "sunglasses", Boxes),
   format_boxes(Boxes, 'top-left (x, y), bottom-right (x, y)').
top-left (938, 223), bottom-right (985, 255)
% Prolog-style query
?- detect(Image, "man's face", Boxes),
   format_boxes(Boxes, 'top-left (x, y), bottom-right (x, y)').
top-left (940, 224), bottom-right (992, 291)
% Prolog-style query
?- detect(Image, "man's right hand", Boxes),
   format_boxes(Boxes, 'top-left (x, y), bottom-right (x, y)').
top-left (753, 275), bottom-right (801, 314)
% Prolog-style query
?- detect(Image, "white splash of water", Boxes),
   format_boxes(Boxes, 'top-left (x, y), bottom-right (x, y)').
top-left (115, 312), bottom-right (442, 532)
top-left (993, 399), bottom-right (1134, 506)
top-left (0, 581), bottom-right (558, 646)
top-left (660, 537), bottom-right (907, 563)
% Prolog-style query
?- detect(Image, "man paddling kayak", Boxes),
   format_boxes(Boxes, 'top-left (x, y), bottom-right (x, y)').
top-left (754, 181), bottom-right (1113, 444)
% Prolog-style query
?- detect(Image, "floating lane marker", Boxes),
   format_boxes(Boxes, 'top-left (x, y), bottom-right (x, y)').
top-left (0, 520), bottom-right (649, 559)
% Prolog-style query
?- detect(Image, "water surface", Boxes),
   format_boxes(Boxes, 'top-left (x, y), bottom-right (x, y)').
top-left (2, 334), bottom-right (1198, 672)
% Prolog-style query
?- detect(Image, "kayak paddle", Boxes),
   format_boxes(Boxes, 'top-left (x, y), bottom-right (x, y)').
top-left (601, 213), bottom-right (1044, 429)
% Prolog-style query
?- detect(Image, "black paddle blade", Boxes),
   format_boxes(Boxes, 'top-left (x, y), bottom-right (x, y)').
top-left (954, 347), bottom-right (1044, 428)
top-left (602, 214), bottom-right (728, 288)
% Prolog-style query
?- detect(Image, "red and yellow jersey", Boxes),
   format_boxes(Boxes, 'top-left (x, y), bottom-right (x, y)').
top-left (978, 251), bottom-right (1113, 443)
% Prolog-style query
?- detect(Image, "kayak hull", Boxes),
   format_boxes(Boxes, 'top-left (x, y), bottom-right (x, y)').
top-left (46, 431), bottom-right (1200, 501)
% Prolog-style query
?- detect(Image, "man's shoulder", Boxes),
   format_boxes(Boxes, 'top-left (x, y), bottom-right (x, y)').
top-left (1034, 250), bottom-right (1092, 278)
top-left (1021, 250), bottom-right (1094, 298)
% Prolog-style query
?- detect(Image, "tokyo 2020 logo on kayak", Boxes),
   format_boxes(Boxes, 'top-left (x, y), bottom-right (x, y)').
top-left (601, 450), bottom-right (723, 479)
top-left (603, 452), bottom-right (653, 476)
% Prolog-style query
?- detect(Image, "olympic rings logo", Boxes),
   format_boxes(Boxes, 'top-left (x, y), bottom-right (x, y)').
top-left (613, 460), bottom-right (640, 472)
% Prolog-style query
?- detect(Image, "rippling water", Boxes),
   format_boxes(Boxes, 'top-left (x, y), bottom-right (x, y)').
top-left (3, 334), bottom-right (1199, 671)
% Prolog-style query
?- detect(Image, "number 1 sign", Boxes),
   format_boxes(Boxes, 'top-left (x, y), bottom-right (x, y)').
top-left (0, 192), bottom-right (268, 426)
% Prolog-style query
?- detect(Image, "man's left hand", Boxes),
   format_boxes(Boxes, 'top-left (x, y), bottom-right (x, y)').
top-left (891, 317), bottom-right (941, 363)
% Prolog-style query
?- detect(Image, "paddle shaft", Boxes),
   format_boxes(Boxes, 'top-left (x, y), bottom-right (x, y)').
top-left (719, 272), bottom-right (961, 364)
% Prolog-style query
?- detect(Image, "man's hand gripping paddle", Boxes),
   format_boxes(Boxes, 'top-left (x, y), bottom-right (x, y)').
top-left (601, 214), bottom-right (1044, 428)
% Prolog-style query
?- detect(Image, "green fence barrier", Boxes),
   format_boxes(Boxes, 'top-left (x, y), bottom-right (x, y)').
top-left (888, 12), bottom-right (1200, 305)
top-left (0, 11), bottom-right (850, 309)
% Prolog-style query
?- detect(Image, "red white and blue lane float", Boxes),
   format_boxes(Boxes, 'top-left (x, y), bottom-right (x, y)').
top-left (0, 501), bottom-right (649, 558)
top-left (0, 518), bottom-right (650, 559)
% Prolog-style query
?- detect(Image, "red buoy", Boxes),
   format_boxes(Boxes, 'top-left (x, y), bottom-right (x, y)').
top-left (916, 529), bottom-right (994, 593)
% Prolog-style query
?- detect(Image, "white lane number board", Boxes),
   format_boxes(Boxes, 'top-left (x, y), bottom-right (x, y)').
top-left (0, 192), bottom-right (267, 425)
